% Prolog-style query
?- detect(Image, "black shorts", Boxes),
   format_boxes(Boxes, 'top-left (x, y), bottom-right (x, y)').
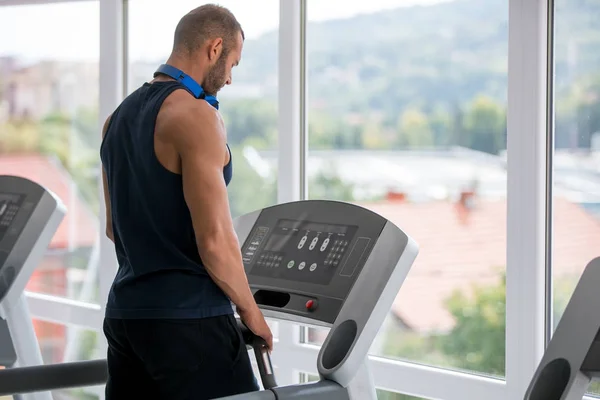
top-left (103, 314), bottom-right (259, 400)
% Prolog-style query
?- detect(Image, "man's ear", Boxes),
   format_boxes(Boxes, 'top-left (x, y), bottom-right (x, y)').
top-left (208, 38), bottom-right (223, 61)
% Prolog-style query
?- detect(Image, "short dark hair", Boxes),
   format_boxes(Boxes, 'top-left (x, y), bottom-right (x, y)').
top-left (173, 4), bottom-right (244, 56)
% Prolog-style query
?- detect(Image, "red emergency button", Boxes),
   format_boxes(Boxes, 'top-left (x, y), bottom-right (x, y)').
top-left (306, 299), bottom-right (317, 311)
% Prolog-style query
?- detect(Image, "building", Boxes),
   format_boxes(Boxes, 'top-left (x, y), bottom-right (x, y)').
top-left (362, 194), bottom-right (600, 333)
top-left (0, 57), bottom-right (98, 121)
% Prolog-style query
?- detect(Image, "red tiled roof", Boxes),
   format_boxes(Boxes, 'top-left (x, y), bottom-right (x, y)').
top-left (358, 197), bottom-right (600, 332)
top-left (0, 154), bottom-right (97, 249)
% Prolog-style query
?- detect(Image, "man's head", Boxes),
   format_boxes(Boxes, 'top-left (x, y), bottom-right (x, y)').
top-left (172, 4), bottom-right (244, 95)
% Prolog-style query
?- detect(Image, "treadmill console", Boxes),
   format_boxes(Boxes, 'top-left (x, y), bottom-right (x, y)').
top-left (247, 219), bottom-right (358, 286)
top-left (235, 200), bottom-right (404, 326)
top-left (0, 176), bottom-right (65, 312)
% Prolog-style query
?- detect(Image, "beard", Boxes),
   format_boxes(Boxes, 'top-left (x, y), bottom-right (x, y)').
top-left (202, 52), bottom-right (228, 96)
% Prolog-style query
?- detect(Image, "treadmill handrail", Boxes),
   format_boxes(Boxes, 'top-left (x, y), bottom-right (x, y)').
top-left (0, 359), bottom-right (107, 395)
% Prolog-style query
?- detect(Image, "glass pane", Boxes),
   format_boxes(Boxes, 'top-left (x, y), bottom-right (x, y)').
top-left (127, 0), bottom-right (279, 219)
top-left (25, 318), bottom-right (100, 400)
top-left (37, 318), bottom-right (101, 399)
top-left (0, 3), bottom-right (101, 303)
top-left (552, 0), bottom-right (600, 396)
top-left (306, 0), bottom-right (508, 378)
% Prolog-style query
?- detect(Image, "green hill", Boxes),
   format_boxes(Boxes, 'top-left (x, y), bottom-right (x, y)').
top-left (228, 0), bottom-right (600, 150)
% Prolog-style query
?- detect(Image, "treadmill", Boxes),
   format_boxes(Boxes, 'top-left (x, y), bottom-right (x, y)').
top-left (0, 175), bottom-right (66, 400)
top-left (215, 199), bottom-right (419, 399)
top-left (0, 175), bottom-right (419, 400)
top-left (524, 257), bottom-right (600, 400)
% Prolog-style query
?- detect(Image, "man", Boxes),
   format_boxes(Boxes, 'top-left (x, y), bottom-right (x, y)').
top-left (99, 4), bottom-right (273, 400)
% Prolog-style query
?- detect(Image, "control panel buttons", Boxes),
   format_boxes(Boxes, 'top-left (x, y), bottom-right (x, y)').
top-left (309, 236), bottom-right (319, 250)
top-left (305, 299), bottom-right (317, 311)
top-left (298, 261), bottom-right (306, 270)
top-left (297, 235), bottom-right (307, 249)
top-left (320, 237), bottom-right (330, 252)
top-left (242, 226), bottom-right (269, 265)
top-left (322, 238), bottom-right (351, 268)
top-left (309, 263), bottom-right (317, 272)
top-left (287, 260), bottom-right (295, 269)
top-left (257, 253), bottom-right (283, 268)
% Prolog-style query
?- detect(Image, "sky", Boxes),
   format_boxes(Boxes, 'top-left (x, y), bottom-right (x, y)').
top-left (0, 0), bottom-right (447, 62)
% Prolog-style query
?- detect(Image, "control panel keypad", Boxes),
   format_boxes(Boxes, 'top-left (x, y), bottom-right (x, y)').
top-left (257, 252), bottom-right (283, 268)
top-left (0, 194), bottom-right (25, 242)
top-left (324, 240), bottom-right (348, 267)
top-left (0, 203), bottom-right (19, 227)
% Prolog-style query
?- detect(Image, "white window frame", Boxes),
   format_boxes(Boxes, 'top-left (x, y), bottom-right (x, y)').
top-left (3, 0), bottom-right (598, 399)
top-left (505, 0), bottom-right (549, 398)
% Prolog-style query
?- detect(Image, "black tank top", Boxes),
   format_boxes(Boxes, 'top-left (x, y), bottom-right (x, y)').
top-left (100, 81), bottom-right (234, 319)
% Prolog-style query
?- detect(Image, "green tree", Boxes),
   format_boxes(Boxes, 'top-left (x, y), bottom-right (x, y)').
top-left (379, 322), bottom-right (448, 370)
top-left (436, 272), bottom-right (506, 376)
top-left (308, 165), bottom-right (356, 201)
top-left (573, 74), bottom-right (600, 149)
top-left (221, 99), bottom-right (278, 148)
top-left (308, 111), bottom-right (346, 149)
top-left (38, 113), bottom-right (100, 214)
top-left (226, 144), bottom-right (277, 218)
top-left (0, 119), bottom-right (40, 153)
top-left (460, 95), bottom-right (506, 154)
top-left (376, 390), bottom-right (425, 400)
top-left (433, 269), bottom-right (600, 393)
top-left (360, 117), bottom-right (389, 149)
top-left (396, 108), bottom-right (434, 148)
top-left (428, 106), bottom-right (453, 146)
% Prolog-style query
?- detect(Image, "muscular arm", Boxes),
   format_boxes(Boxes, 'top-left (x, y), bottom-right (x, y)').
top-left (170, 103), bottom-right (259, 315)
top-left (101, 114), bottom-right (114, 242)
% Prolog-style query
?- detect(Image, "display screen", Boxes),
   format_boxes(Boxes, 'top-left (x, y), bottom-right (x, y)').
top-left (248, 219), bottom-right (358, 285)
top-left (264, 233), bottom-right (290, 252)
top-left (277, 219), bottom-right (348, 234)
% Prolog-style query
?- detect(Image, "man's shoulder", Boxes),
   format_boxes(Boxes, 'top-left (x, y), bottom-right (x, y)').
top-left (163, 90), bottom-right (218, 117)
top-left (161, 93), bottom-right (219, 127)
top-left (158, 94), bottom-right (224, 147)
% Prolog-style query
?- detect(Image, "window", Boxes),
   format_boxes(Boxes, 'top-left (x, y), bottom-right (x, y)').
top-left (305, 0), bottom-right (508, 378)
top-left (551, 0), bottom-right (600, 396)
top-left (0, 2), bottom-right (101, 304)
top-left (34, 318), bottom-right (101, 400)
top-left (126, 0), bottom-right (279, 219)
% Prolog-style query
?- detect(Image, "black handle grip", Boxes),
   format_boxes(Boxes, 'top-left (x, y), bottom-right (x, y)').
top-left (236, 318), bottom-right (277, 390)
top-left (252, 337), bottom-right (276, 390)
